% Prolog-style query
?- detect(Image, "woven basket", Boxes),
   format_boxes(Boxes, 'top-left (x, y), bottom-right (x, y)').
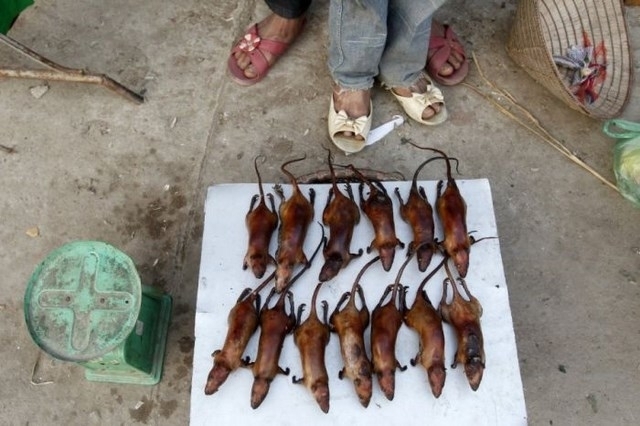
top-left (506, 0), bottom-right (633, 119)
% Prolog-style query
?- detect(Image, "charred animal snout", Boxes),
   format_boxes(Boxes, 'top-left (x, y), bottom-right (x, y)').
top-left (311, 382), bottom-right (330, 413)
top-left (376, 370), bottom-right (396, 401)
top-left (379, 246), bottom-right (396, 271)
top-left (452, 248), bottom-right (470, 278)
top-left (416, 244), bottom-right (435, 272)
top-left (464, 359), bottom-right (484, 391)
top-left (318, 256), bottom-right (344, 282)
top-left (354, 376), bottom-right (373, 408)
top-left (246, 253), bottom-right (270, 279)
top-left (463, 334), bottom-right (484, 391)
top-left (427, 364), bottom-right (446, 398)
top-left (250, 377), bottom-right (271, 409)
top-left (204, 364), bottom-right (231, 395)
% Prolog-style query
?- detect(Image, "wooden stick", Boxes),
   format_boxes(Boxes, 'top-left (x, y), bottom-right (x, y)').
top-left (0, 33), bottom-right (144, 104)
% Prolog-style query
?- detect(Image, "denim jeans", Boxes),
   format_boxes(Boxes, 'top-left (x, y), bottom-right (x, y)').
top-left (265, 0), bottom-right (311, 19)
top-left (328, 0), bottom-right (447, 89)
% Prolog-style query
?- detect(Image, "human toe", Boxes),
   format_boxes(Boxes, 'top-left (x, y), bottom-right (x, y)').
top-left (230, 51), bottom-right (255, 79)
top-left (421, 105), bottom-right (439, 121)
top-left (438, 62), bottom-right (454, 77)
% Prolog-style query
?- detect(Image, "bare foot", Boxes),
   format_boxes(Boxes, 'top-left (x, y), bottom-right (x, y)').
top-left (391, 74), bottom-right (443, 121)
top-left (429, 21), bottom-right (465, 79)
top-left (332, 87), bottom-right (371, 141)
top-left (232, 14), bottom-right (305, 80)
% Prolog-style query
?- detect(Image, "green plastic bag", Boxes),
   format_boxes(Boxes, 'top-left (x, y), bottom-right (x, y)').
top-left (0, 0), bottom-right (34, 34)
top-left (603, 119), bottom-right (640, 208)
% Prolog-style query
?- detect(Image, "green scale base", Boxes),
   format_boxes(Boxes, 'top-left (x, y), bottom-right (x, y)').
top-left (82, 285), bottom-right (172, 385)
top-left (24, 241), bottom-right (172, 385)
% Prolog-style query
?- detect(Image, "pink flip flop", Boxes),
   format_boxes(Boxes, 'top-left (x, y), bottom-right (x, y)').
top-left (426, 22), bottom-right (469, 86)
top-left (227, 24), bottom-right (293, 86)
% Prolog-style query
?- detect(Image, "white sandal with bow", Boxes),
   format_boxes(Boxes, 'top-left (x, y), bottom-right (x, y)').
top-left (390, 73), bottom-right (448, 125)
top-left (328, 96), bottom-right (373, 154)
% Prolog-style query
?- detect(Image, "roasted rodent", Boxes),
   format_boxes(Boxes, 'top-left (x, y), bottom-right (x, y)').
top-left (402, 256), bottom-right (447, 397)
top-left (319, 149), bottom-right (362, 281)
top-left (249, 288), bottom-right (297, 408)
top-left (293, 282), bottom-right (331, 413)
top-left (439, 260), bottom-right (485, 391)
top-left (329, 256), bottom-right (380, 407)
top-left (394, 156), bottom-right (445, 272)
top-left (370, 255), bottom-right (413, 400)
top-left (243, 155), bottom-right (279, 278)
top-left (274, 156), bottom-right (315, 292)
top-left (349, 165), bottom-right (404, 271)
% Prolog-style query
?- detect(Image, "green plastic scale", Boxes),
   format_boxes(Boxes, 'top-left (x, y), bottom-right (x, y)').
top-left (24, 241), bottom-right (172, 385)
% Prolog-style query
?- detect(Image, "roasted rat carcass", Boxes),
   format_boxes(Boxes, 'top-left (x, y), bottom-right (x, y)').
top-left (402, 256), bottom-right (447, 397)
top-left (329, 256), bottom-right (380, 407)
top-left (274, 156), bottom-right (315, 292)
top-left (349, 165), bottom-right (404, 271)
top-left (370, 255), bottom-right (414, 400)
top-left (293, 281), bottom-right (331, 413)
top-left (249, 288), bottom-right (297, 408)
top-left (439, 260), bottom-right (485, 391)
top-left (319, 149), bottom-right (362, 282)
top-left (243, 154), bottom-right (278, 279)
top-left (394, 156), bottom-right (445, 272)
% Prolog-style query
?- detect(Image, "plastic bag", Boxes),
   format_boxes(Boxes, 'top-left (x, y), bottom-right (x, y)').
top-left (603, 119), bottom-right (640, 208)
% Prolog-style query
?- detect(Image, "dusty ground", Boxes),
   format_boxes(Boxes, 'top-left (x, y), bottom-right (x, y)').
top-left (1, 0), bottom-right (639, 425)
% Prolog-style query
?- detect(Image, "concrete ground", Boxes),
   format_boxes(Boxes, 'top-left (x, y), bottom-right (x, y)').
top-left (1, 0), bottom-right (639, 424)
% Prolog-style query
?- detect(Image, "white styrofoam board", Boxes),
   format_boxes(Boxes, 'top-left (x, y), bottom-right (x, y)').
top-left (191, 180), bottom-right (527, 426)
